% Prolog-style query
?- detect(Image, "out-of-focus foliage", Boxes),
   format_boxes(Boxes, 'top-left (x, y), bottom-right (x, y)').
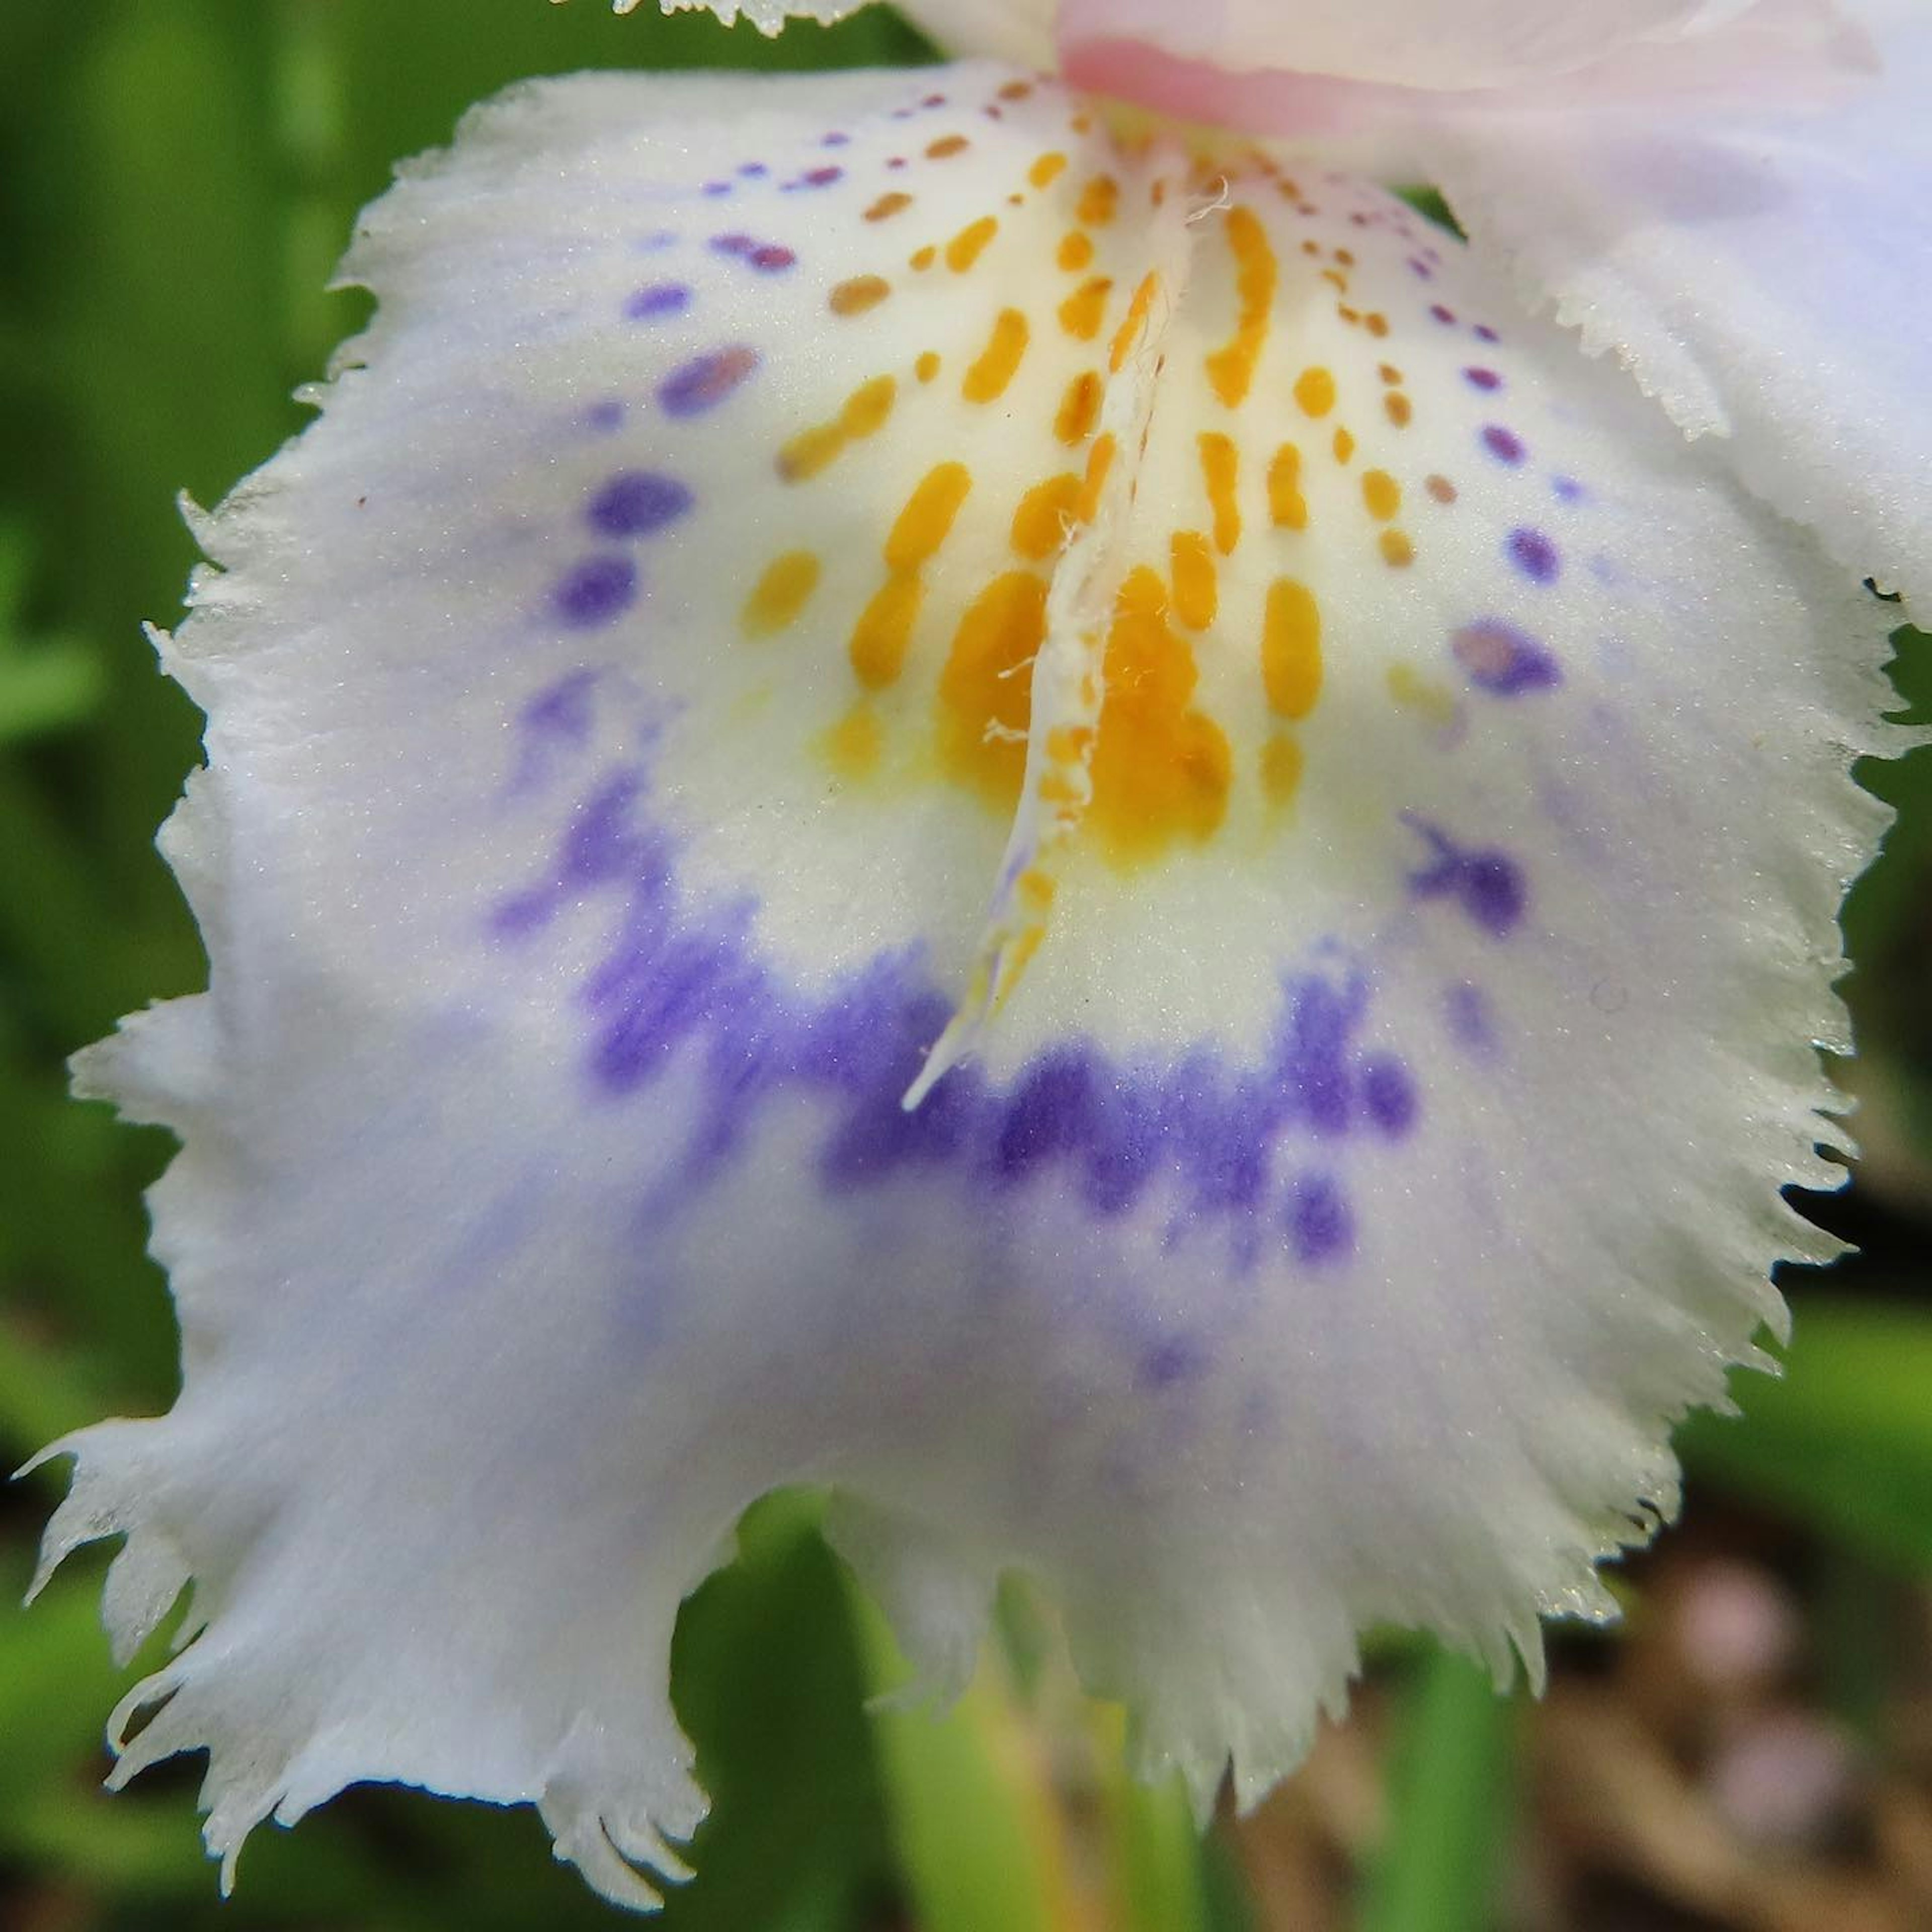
top-left (1, 5), bottom-right (1927, 1928)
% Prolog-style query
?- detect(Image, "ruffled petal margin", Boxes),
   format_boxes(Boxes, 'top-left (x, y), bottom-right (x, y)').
top-left (30, 60), bottom-right (1908, 1909)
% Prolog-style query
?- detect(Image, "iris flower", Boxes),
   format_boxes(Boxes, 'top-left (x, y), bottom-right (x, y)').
top-left (30, 0), bottom-right (1928, 1908)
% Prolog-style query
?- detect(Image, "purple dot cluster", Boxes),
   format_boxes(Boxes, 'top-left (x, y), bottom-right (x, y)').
top-left (493, 739), bottom-right (1432, 1311)
top-left (1405, 817), bottom-right (1528, 938)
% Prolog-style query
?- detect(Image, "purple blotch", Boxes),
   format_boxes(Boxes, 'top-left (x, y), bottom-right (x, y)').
top-left (588, 470), bottom-right (694, 539)
top-left (822, 131), bottom-right (850, 147)
top-left (1474, 323), bottom-right (1501, 343)
top-left (1506, 527), bottom-right (1561, 585)
top-left (750, 244), bottom-right (796, 271)
top-left (1429, 303), bottom-right (1457, 325)
top-left (1360, 1055), bottom-right (1417, 1138)
top-left (1288, 1172), bottom-right (1354, 1265)
top-left (522, 669), bottom-right (598, 745)
top-left (739, 160), bottom-right (769, 178)
top-left (585, 398), bottom-right (625, 433)
top-left (1552, 475), bottom-right (1586, 504)
top-left (1464, 366), bottom-right (1502, 391)
top-left (658, 345), bottom-right (759, 417)
top-left (702, 180), bottom-right (733, 198)
top-left (710, 232), bottom-right (753, 256)
top-left (1407, 818), bottom-right (1528, 937)
top-left (552, 555), bottom-right (637, 629)
top-left (1481, 424), bottom-right (1527, 464)
top-left (1444, 982), bottom-right (1496, 1055)
top-left (1407, 256), bottom-right (1434, 280)
top-left (1452, 618), bottom-right (1561, 696)
top-left (626, 281), bottom-right (692, 321)
top-left (1140, 1335), bottom-right (1208, 1389)
top-left (795, 165), bottom-right (844, 188)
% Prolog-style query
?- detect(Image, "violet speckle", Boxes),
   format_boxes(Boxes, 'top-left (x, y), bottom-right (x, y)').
top-left (1474, 323), bottom-right (1501, 343)
top-left (1481, 424), bottom-right (1527, 464)
top-left (1429, 303), bottom-right (1457, 325)
top-left (1452, 619), bottom-right (1561, 696)
top-left (1360, 1056), bottom-right (1418, 1138)
top-left (625, 281), bottom-right (691, 321)
top-left (1506, 527), bottom-right (1562, 585)
top-left (587, 471), bottom-right (694, 540)
top-left (1407, 819), bottom-right (1528, 937)
top-left (552, 555), bottom-right (637, 630)
top-left (1288, 1172), bottom-right (1354, 1264)
top-left (658, 345), bottom-right (759, 417)
top-left (1464, 366), bottom-right (1502, 392)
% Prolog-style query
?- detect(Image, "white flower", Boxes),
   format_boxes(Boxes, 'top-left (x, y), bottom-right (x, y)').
top-left (31, 0), bottom-right (1926, 1908)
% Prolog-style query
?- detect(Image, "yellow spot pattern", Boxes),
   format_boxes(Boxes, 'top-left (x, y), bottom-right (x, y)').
top-left (1262, 579), bottom-right (1322, 718)
top-left (829, 275), bottom-right (890, 316)
top-left (1169, 531), bottom-right (1217, 629)
top-left (1198, 432), bottom-right (1241, 554)
top-left (946, 216), bottom-right (999, 273)
top-left (1087, 568), bottom-right (1231, 863)
top-left (1058, 277), bottom-right (1112, 341)
top-left (777, 374), bottom-right (896, 482)
top-left (741, 550), bottom-right (821, 638)
top-left (1203, 205), bottom-right (1276, 409)
top-left (848, 461), bottom-right (973, 689)
top-left (1267, 444), bottom-right (1308, 530)
top-left (1295, 366), bottom-right (1336, 418)
top-left (963, 309), bottom-right (1029, 403)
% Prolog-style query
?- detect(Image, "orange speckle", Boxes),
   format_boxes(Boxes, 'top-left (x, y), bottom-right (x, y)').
top-left (1378, 363), bottom-right (1403, 384)
top-left (1077, 174), bottom-right (1119, 225)
top-left (1087, 567), bottom-right (1231, 862)
top-left (1300, 238), bottom-right (1321, 257)
top-left (1028, 149), bottom-right (1067, 188)
top-left (1057, 276), bottom-right (1113, 341)
top-left (1076, 432), bottom-right (1117, 520)
top-left (1337, 304), bottom-right (1360, 326)
top-left (849, 574), bottom-right (925, 689)
top-left (1332, 427), bottom-right (1356, 464)
top-left (1000, 79), bottom-right (1036, 102)
top-left (1057, 230), bottom-right (1095, 273)
top-left (927, 134), bottom-right (971, 159)
top-left (740, 549), bottom-right (821, 637)
top-left (821, 701), bottom-right (884, 779)
top-left (1365, 311), bottom-right (1390, 338)
top-left (916, 351), bottom-right (941, 383)
top-left (1380, 529), bottom-right (1416, 568)
top-left (865, 192), bottom-right (912, 222)
top-left (1261, 733), bottom-right (1304, 807)
top-left (1387, 664), bottom-right (1456, 727)
top-left (1295, 366), bottom-right (1336, 417)
top-left (1011, 473), bottom-right (1084, 560)
top-left (885, 461), bottom-right (973, 572)
top-left (938, 571), bottom-right (1049, 809)
top-left (910, 245), bottom-right (936, 271)
top-left (1055, 369), bottom-right (1102, 445)
top-left (1267, 444), bottom-right (1308, 531)
top-left (1262, 578), bottom-right (1321, 718)
top-left (1108, 272), bottom-right (1160, 372)
top-left (1321, 268), bottom-right (1349, 293)
top-left (963, 308), bottom-right (1030, 402)
top-left (1385, 392), bottom-right (1413, 428)
top-left (1334, 247), bottom-right (1355, 268)
top-left (829, 275), bottom-right (891, 316)
top-left (1170, 530), bottom-right (1218, 629)
top-left (945, 215), bottom-right (999, 272)
top-left (777, 374), bottom-right (897, 481)
top-left (1203, 203), bottom-right (1277, 409)
top-left (1361, 469), bottom-right (1401, 522)
top-left (1425, 473), bottom-right (1458, 504)
top-left (1199, 432), bottom-right (1241, 554)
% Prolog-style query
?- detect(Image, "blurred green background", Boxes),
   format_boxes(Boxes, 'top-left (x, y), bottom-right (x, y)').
top-left (1, 5), bottom-right (1928, 1928)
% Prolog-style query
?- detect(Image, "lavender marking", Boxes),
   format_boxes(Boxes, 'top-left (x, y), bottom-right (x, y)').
top-left (1464, 366), bottom-right (1502, 392)
top-left (1452, 618), bottom-right (1561, 696)
top-left (1287, 1172), bottom-right (1354, 1264)
top-left (625, 282), bottom-right (691, 321)
top-left (1481, 424), bottom-right (1527, 464)
top-left (552, 555), bottom-right (638, 629)
top-left (1506, 527), bottom-right (1561, 585)
top-left (1407, 818), bottom-right (1527, 937)
top-left (658, 345), bottom-right (759, 417)
top-left (588, 470), bottom-right (694, 539)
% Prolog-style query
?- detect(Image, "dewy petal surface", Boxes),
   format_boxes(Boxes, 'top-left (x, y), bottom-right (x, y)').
top-left (1418, 7), bottom-right (1932, 611)
top-left (38, 61), bottom-right (1902, 1908)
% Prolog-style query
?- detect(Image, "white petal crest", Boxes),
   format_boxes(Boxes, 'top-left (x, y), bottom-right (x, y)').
top-left (37, 58), bottom-right (1905, 1909)
top-left (1420, 11), bottom-right (1932, 613)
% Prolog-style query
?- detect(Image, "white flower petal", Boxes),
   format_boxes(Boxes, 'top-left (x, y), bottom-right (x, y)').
top-left (38, 61), bottom-right (1902, 1906)
top-left (1418, 12), bottom-right (1932, 611)
top-left (1053, 0), bottom-right (1867, 95)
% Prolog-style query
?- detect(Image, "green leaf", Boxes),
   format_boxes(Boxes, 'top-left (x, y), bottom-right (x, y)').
top-left (1356, 1647), bottom-right (1518, 1932)
top-left (1680, 1296), bottom-right (1932, 1573)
